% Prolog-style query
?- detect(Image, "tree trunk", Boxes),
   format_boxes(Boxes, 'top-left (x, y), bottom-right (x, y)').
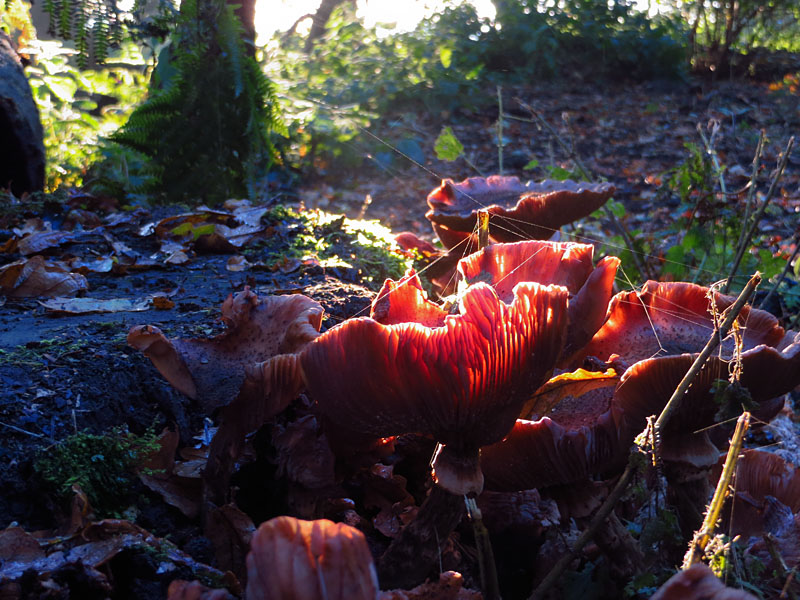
top-left (304, 0), bottom-right (346, 52)
top-left (0, 32), bottom-right (45, 195)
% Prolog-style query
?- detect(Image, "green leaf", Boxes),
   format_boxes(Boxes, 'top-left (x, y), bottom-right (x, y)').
top-left (434, 126), bottom-right (464, 162)
top-left (44, 74), bottom-right (78, 102)
top-left (523, 158), bottom-right (539, 170)
top-left (438, 46), bottom-right (452, 69)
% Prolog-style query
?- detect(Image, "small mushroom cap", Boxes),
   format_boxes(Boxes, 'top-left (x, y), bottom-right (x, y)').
top-left (710, 449), bottom-right (800, 538)
top-left (426, 176), bottom-right (616, 246)
top-left (245, 517), bottom-right (378, 600)
top-left (371, 269), bottom-right (447, 327)
top-left (580, 281), bottom-right (784, 364)
top-left (651, 564), bottom-right (759, 600)
top-left (128, 288), bottom-right (323, 413)
top-left (302, 281), bottom-right (569, 494)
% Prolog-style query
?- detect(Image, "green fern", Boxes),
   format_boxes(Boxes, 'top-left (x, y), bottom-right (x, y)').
top-left (112, 0), bottom-right (283, 203)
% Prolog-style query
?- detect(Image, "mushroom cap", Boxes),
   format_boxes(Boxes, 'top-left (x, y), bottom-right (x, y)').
top-left (456, 240), bottom-right (619, 363)
top-left (245, 517), bottom-right (378, 600)
top-left (711, 449), bottom-right (800, 538)
top-left (651, 564), bottom-right (758, 600)
top-left (301, 281), bottom-right (569, 494)
top-left (580, 281), bottom-right (784, 364)
top-left (426, 176), bottom-right (615, 247)
top-left (614, 341), bottom-right (800, 442)
top-left (127, 288), bottom-right (323, 413)
top-left (481, 383), bottom-right (624, 492)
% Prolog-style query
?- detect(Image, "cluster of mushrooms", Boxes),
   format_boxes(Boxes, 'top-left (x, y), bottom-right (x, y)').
top-left (130, 176), bottom-right (800, 599)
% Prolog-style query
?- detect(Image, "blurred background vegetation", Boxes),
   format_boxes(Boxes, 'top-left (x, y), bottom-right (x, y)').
top-left (1, 0), bottom-right (799, 201)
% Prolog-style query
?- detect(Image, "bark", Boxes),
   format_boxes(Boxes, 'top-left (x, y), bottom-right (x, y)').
top-left (0, 33), bottom-right (45, 195)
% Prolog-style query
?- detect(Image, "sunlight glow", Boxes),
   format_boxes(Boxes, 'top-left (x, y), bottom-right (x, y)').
top-left (255, 0), bottom-right (496, 44)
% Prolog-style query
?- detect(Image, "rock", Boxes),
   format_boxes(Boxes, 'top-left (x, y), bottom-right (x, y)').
top-left (0, 32), bottom-right (45, 195)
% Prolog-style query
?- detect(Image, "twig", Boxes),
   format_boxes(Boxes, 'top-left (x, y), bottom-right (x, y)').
top-left (497, 86), bottom-right (504, 175)
top-left (466, 497), bottom-right (500, 600)
top-left (697, 121), bottom-right (728, 203)
top-left (683, 411), bottom-right (750, 567)
top-left (723, 137), bottom-right (794, 293)
top-left (757, 232), bottom-right (800, 310)
top-left (516, 99), bottom-right (652, 280)
top-left (763, 533), bottom-right (798, 600)
top-left (477, 209), bottom-right (490, 250)
top-left (655, 272), bottom-right (761, 431)
top-left (0, 420), bottom-right (44, 438)
top-left (528, 459), bottom-right (636, 600)
top-left (735, 130), bottom-right (765, 253)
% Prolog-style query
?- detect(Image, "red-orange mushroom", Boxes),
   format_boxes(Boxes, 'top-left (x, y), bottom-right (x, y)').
top-left (457, 239), bottom-right (620, 362)
top-left (580, 280), bottom-right (784, 365)
top-left (651, 564), bottom-right (758, 600)
top-left (246, 517), bottom-right (378, 600)
top-left (301, 281), bottom-right (569, 495)
top-left (426, 176), bottom-right (615, 247)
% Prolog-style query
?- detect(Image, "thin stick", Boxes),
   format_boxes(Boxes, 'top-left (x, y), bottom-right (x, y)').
top-left (0, 420), bottom-right (44, 438)
top-left (497, 86), bottom-right (504, 175)
top-left (683, 411), bottom-right (750, 567)
top-left (735, 130), bottom-right (765, 253)
top-left (528, 460), bottom-right (636, 600)
top-left (655, 272), bottom-right (761, 432)
top-left (477, 210), bottom-right (490, 250)
top-left (466, 497), bottom-right (500, 600)
top-left (764, 533), bottom-right (798, 600)
top-left (757, 232), bottom-right (800, 310)
top-left (724, 137), bottom-right (794, 293)
top-left (516, 99), bottom-right (652, 280)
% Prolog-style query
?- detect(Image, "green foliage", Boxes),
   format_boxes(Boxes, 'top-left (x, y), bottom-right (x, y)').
top-left (658, 142), bottom-right (787, 287)
top-left (112, 0), bottom-right (283, 204)
top-left (434, 126), bottom-right (465, 162)
top-left (35, 426), bottom-right (160, 517)
top-left (22, 39), bottom-right (148, 191)
top-left (483, 0), bottom-right (687, 81)
top-left (270, 1), bottom-right (687, 175)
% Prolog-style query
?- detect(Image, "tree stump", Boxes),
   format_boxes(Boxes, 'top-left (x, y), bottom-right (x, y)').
top-left (0, 32), bottom-right (45, 195)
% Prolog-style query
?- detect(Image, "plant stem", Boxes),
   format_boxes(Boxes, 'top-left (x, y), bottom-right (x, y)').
top-left (723, 137), bottom-right (794, 293)
top-left (655, 272), bottom-right (761, 432)
top-left (465, 497), bottom-right (500, 600)
top-left (683, 411), bottom-right (750, 568)
top-left (477, 209), bottom-right (490, 250)
top-left (528, 459), bottom-right (636, 600)
top-left (757, 232), bottom-right (800, 310)
top-left (497, 86), bottom-right (504, 175)
top-left (735, 130), bottom-right (765, 254)
top-left (516, 99), bottom-right (651, 280)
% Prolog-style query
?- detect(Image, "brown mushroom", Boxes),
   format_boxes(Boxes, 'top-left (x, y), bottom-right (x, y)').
top-left (651, 564), bottom-right (758, 600)
top-left (301, 281), bottom-right (569, 496)
top-left (426, 176), bottom-right (615, 247)
top-left (245, 517), bottom-right (379, 600)
top-left (128, 288), bottom-right (324, 505)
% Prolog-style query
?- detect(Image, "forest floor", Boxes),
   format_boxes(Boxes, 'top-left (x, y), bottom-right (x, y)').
top-left (1, 77), bottom-right (799, 599)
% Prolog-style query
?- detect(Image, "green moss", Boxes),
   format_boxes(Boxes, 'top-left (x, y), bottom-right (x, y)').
top-left (34, 426), bottom-right (161, 517)
top-left (258, 206), bottom-right (415, 290)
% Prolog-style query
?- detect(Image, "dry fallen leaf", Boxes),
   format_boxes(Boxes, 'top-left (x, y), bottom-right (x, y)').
top-left (0, 256), bottom-right (88, 298)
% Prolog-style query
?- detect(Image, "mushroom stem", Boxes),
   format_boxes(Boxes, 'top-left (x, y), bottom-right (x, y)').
top-left (377, 484), bottom-right (466, 589)
top-left (431, 443), bottom-right (484, 496)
